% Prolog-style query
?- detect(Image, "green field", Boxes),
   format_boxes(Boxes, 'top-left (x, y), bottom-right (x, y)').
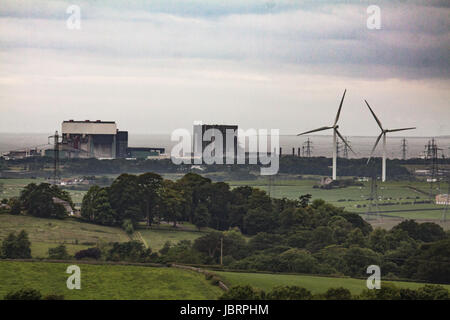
top-left (215, 271), bottom-right (450, 295)
top-left (0, 178), bottom-right (46, 199)
top-left (0, 214), bottom-right (130, 258)
top-left (138, 227), bottom-right (208, 252)
top-left (0, 261), bottom-right (223, 299)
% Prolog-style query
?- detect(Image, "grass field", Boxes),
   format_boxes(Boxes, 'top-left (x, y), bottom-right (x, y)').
top-left (215, 271), bottom-right (450, 295)
top-left (0, 214), bottom-right (130, 258)
top-left (0, 178), bottom-right (46, 199)
top-left (138, 228), bottom-right (208, 252)
top-left (0, 261), bottom-right (223, 299)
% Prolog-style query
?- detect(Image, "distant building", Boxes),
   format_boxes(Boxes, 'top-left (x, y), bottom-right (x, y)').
top-left (3, 149), bottom-right (41, 160)
top-left (193, 123), bottom-right (238, 161)
top-left (57, 120), bottom-right (163, 160)
top-left (435, 194), bottom-right (450, 205)
top-left (126, 147), bottom-right (165, 159)
top-left (415, 169), bottom-right (430, 176)
top-left (320, 177), bottom-right (333, 186)
top-left (52, 197), bottom-right (74, 216)
top-left (61, 120), bottom-right (120, 159)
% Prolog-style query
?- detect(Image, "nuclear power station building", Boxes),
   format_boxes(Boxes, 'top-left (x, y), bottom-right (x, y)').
top-left (60, 120), bottom-right (126, 159)
top-left (58, 120), bottom-right (164, 159)
top-left (193, 123), bottom-right (238, 160)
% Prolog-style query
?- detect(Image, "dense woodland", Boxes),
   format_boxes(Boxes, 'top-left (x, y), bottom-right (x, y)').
top-left (2, 172), bottom-right (449, 285)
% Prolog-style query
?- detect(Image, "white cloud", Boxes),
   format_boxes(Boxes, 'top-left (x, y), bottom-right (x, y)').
top-left (0, 0), bottom-right (448, 135)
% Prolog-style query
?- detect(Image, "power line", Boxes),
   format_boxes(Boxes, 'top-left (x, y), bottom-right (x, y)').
top-left (303, 138), bottom-right (313, 158)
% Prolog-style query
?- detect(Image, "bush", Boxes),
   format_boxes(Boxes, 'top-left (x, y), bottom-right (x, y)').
top-left (107, 241), bottom-right (152, 262)
top-left (266, 286), bottom-right (312, 300)
top-left (1, 230), bottom-right (31, 259)
top-left (43, 294), bottom-right (65, 300)
top-left (74, 247), bottom-right (102, 260)
top-left (122, 219), bottom-right (134, 235)
top-left (48, 244), bottom-right (70, 260)
top-left (4, 288), bottom-right (42, 300)
top-left (219, 285), bottom-right (264, 300)
top-left (323, 287), bottom-right (352, 300)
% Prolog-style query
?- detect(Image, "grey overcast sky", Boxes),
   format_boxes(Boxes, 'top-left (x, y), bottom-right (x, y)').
top-left (0, 0), bottom-right (449, 136)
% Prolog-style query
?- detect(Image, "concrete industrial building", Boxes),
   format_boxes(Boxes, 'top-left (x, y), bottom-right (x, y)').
top-left (61, 120), bottom-right (122, 159)
top-left (193, 123), bottom-right (238, 160)
top-left (58, 120), bottom-right (164, 159)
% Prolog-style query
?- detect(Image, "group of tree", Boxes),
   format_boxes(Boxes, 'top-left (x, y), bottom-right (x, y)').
top-left (80, 172), bottom-right (320, 233)
top-left (4, 288), bottom-right (64, 300)
top-left (155, 218), bottom-right (449, 284)
top-left (2, 183), bottom-right (74, 219)
top-left (0, 230), bottom-right (31, 259)
top-left (219, 284), bottom-right (450, 300)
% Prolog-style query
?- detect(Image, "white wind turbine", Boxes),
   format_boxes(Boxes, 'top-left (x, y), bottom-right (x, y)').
top-left (298, 89), bottom-right (355, 180)
top-left (365, 100), bottom-right (416, 182)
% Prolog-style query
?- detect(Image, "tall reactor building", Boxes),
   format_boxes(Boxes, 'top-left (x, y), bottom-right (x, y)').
top-left (61, 120), bottom-right (128, 159)
top-left (193, 123), bottom-right (238, 161)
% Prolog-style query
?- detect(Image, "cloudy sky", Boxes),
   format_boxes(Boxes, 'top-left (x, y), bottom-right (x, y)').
top-left (0, 0), bottom-right (449, 136)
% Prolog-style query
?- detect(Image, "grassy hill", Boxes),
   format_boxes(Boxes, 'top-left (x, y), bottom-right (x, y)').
top-left (0, 261), bottom-right (223, 299)
top-left (215, 271), bottom-right (450, 295)
top-left (0, 214), bottom-right (130, 258)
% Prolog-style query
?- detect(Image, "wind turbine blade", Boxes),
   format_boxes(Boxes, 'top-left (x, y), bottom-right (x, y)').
top-left (367, 133), bottom-right (384, 164)
top-left (334, 89), bottom-right (347, 126)
top-left (364, 100), bottom-right (383, 131)
top-left (335, 129), bottom-right (356, 155)
top-left (386, 127), bottom-right (416, 133)
top-left (297, 126), bottom-right (333, 136)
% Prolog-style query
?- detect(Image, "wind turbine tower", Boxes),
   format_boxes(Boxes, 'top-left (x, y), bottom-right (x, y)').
top-left (365, 100), bottom-right (416, 182)
top-left (298, 90), bottom-right (355, 180)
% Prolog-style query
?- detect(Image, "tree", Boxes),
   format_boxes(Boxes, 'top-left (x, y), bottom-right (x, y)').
top-left (267, 286), bottom-right (312, 300)
top-left (160, 180), bottom-right (184, 227)
top-left (219, 285), bottom-right (264, 300)
top-left (416, 285), bottom-right (450, 300)
top-left (48, 244), bottom-right (70, 260)
top-left (279, 248), bottom-right (319, 274)
top-left (9, 197), bottom-right (22, 215)
top-left (193, 204), bottom-right (210, 230)
top-left (1, 230), bottom-right (31, 259)
top-left (176, 173), bottom-right (212, 223)
top-left (122, 219), bottom-right (134, 235)
top-left (208, 182), bottom-right (231, 230)
top-left (391, 220), bottom-right (445, 242)
top-left (359, 284), bottom-right (401, 300)
top-left (410, 239), bottom-right (450, 283)
top-left (323, 287), bottom-right (352, 300)
top-left (4, 288), bottom-right (42, 300)
top-left (75, 247), bottom-right (101, 260)
top-left (343, 247), bottom-right (380, 277)
top-left (137, 172), bottom-right (163, 226)
top-left (193, 232), bottom-right (223, 261)
top-left (345, 228), bottom-right (366, 248)
top-left (107, 241), bottom-right (152, 262)
top-left (108, 174), bottom-right (142, 225)
top-left (81, 186), bottom-right (116, 225)
top-left (243, 208), bottom-right (276, 235)
top-left (298, 194), bottom-right (312, 208)
top-left (20, 183), bottom-right (72, 219)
